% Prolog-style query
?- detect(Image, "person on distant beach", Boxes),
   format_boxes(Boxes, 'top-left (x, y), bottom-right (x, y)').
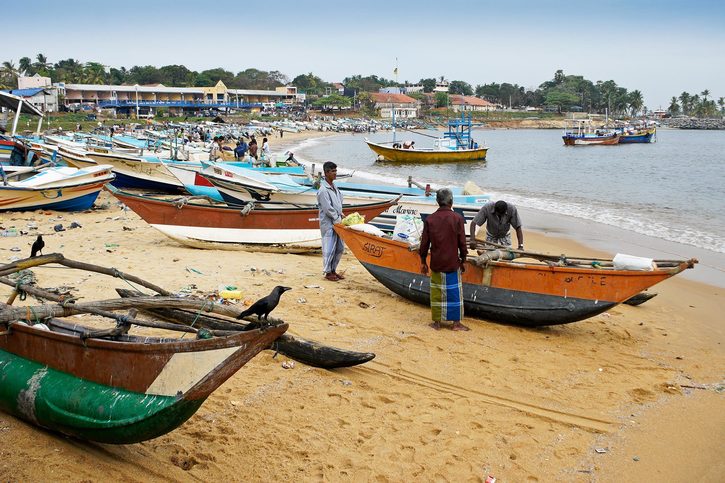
top-left (209, 136), bottom-right (223, 161)
top-left (248, 136), bottom-right (258, 160)
top-left (261, 137), bottom-right (271, 165)
top-left (234, 139), bottom-right (248, 160)
top-left (469, 200), bottom-right (524, 250)
top-left (419, 188), bottom-right (469, 331)
top-left (317, 161), bottom-right (345, 282)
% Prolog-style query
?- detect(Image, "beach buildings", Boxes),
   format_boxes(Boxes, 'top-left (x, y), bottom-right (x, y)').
top-left (369, 92), bottom-right (419, 119)
top-left (55, 80), bottom-right (304, 116)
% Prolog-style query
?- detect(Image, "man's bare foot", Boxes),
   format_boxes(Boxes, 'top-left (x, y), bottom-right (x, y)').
top-left (452, 322), bottom-right (470, 331)
top-left (429, 322), bottom-right (441, 330)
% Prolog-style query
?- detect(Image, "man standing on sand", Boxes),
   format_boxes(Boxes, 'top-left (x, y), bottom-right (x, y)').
top-left (419, 188), bottom-right (469, 331)
top-left (317, 161), bottom-right (345, 282)
top-left (469, 200), bottom-right (524, 251)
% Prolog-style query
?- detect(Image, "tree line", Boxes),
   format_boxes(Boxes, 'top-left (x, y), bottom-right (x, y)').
top-left (1, 55), bottom-right (722, 118)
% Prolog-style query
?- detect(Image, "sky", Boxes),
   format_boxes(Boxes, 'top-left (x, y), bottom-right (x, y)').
top-left (4, 0), bottom-right (724, 109)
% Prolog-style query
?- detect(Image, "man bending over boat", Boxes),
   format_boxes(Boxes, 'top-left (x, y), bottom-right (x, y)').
top-left (317, 161), bottom-right (345, 282)
top-left (469, 200), bottom-right (524, 251)
top-left (419, 188), bottom-right (469, 331)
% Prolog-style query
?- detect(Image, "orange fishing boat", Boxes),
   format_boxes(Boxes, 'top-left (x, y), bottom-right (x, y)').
top-left (334, 225), bottom-right (697, 326)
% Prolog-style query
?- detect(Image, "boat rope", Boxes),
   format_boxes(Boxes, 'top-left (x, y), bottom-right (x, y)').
top-left (174, 197), bottom-right (190, 209)
top-left (239, 202), bottom-right (255, 216)
top-left (13, 272), bottom-right (35, 301)
top-left (112, 268), bottom-right (153, 296)
top-left (180, 299), bottom-right (216, 339)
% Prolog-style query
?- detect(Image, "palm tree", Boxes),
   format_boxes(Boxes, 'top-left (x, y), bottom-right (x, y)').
top-left (628, 90), bottom-right (644, 116)
top-left (668, 96), bottom-right (680, 116)
top-left (700, 89), bottom-right (710, 102)
top-left (18, 57), bottom-right (32, 75)
top-left (678, 92), bottom-right (691, 116)
top-left (0, 60), bottom-right (19, 89)
top-left (33, 53), bottom-right (50, 74)
top-left (83, 62), bottom-right (107, 84)
top-left (718, 97), bottom-right (725, 117)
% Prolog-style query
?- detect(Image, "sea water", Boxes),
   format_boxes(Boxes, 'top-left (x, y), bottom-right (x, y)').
top-left (292, 128), bottom-right (725, 286)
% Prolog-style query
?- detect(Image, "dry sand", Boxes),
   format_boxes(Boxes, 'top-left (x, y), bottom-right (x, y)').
top-left (0, 133), bottom-right (723, 482)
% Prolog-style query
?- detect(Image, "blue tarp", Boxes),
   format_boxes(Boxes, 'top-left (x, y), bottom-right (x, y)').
top-left (9, 88), bottom-right (48, 97)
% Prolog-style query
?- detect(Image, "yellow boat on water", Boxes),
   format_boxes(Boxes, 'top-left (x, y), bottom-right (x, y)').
top-left (365, 138), bottom-right (488, 163)
top-left (365, 113), bottom-right (488, 163)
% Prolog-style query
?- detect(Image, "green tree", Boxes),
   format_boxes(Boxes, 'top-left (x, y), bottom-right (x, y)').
top-left (544, 88), bottom-right (579, 113)
top-left (627, 90), bottom-right (644, 116)
top-left (312, 93), bottom-right (352, 110)
top-left (18, 57), bottom-right (32, 75)
top-left (158, 65), bottom-right (194, 86)
top-left (449, 80), bottom-right (473, 95)
top-left (291, 72), bottom-right (328, 96)
top-left (668, 97), bottom-right (680, 116)
top-left (434, 92), bottom-right (449, 108)
top-left (718, 97), bottom-right (725, 117)
top-left (0, 61), bottom-right (19, 89)
top-left (83, 62), bottom-right (108, 84)
top-left (678, 92), bottom-right (691, 116)
top-left (419, 78), bottom-right (436, 93)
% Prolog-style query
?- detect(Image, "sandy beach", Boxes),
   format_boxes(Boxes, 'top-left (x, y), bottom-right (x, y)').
top-left (1, 131), bottom-right (723, 482)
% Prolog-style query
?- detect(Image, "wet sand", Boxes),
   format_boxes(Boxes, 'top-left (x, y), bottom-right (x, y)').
top-left (0, 133), bottom-right (723, 481)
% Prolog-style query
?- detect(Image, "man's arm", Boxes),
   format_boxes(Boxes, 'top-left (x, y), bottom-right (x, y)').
top-left (469, 219), bottom-right (480, 249)
top-left (515, 226), bottom-right (524, 250)
top-left (419, 221), bottom-right (430, 275)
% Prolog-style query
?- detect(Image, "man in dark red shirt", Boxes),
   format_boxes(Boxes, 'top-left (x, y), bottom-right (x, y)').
top-left (419, 188), bottom-right (469, 331)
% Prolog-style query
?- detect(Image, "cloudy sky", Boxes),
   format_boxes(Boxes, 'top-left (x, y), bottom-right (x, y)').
top-left (6, 0), bottom-right (724, 109)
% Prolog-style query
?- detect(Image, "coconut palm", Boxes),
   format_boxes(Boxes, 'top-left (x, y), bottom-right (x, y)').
top-left (668, 97), bottom-right (680, 116)
top-left (83, 62), bottom-right (107, 84)
top-left (627, 90), bottom-right (644, 116)
top-left (18, 57), bottom-right (32, 75)
top-left (0, 60), bottom-right (19, 89)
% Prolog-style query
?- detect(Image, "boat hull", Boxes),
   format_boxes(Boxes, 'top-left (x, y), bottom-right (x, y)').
top-left (0, 180), bottom-right (110, 212)
top-left (618, 129), bottom-right (656, 144)
top-left (0, 320), bottom-right (286, 443)
top-left (334, 225), bottom-right (693, 326)
top-left (109, 188), bottom-right (397, 250)
top-left (562, 134), bottom-right (619, 146)
top-left (365, 140), bottom-right (487, 163)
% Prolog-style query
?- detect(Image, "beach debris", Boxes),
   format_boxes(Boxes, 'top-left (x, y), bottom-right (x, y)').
top-left (0, 228), bottom-right (19, 237)
top-left (53, 224), bottom-right (65, 232)
top-left (69, 221), bottom-right (82, 229)
top-left (185, 267), bottom-right (204, 275)
top-left (485, 475), bottom-right (496, 483)
top-left (304, 284), bottom-right (321, 289)
top-left (594, 447), bottom-right (608, 454)
top-left (230, 400), bottom-right (240, 407)
top-left (249, 266), bottom-right (257, 272)
top-left (281, 361), bottom-right (295, 369)
top-left (9, 247), bottom-right (21, 252)
top-left (172, 258), bottom-right (180, 262)
top-left (105, 243), bottom-right (119, 252)
top-left (122, 226), bottom-right (134, 231)
top-left (297, 297), bottom-right (307, 304)
top-left (358, 301), bottom-right (370, 309)
top-left (633, 456), bottom-right (640, 462)
top-left (340, 380), bottom-right (352, 386)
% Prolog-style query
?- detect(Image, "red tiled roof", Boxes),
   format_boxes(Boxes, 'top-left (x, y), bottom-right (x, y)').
top-left (370, 93), bottom-right (418, 104)
top-left (450, 95), bottom-right (495, 106)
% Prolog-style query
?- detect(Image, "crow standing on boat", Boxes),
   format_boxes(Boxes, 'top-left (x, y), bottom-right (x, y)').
top-left (237, 286), bottom-right (292, 330)
top-left (30, 235), bottom-right (44, 258)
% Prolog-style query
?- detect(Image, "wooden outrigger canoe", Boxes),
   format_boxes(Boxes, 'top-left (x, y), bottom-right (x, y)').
top-left (0, 253), bottom-right (377, 443)
top-left (0, 313), bottom-right (285, 444)
top-left (334, 225), bottom-right (697, 326)
top-left (109, 187), bottom-right (399, 252)
top-left (365, 139), bottom-right (488, 163)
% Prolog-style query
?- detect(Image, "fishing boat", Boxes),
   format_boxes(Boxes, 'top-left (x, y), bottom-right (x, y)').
top-left (200, 162), bottom-right (492, 232)
top-left (562, 120), bottom-right (619, 146)
top-left (365, 114), bottom-right (488, 163)
top-left (333, 225), bottom-right (697, 326)
top-left (0, 254), bottom-right (286, 444)
top-left (0, 252), bottom-right (378, 443)
top-left (108, 186), bottom-right (399, 252)
top-left (0, 91), bottom-right (45, 175)
top-left (617, 127), bottom-right (656, 144)
top-left (0, 165), bottom-right (115, 212)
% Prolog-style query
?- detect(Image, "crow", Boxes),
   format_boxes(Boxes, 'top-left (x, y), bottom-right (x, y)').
top-left (237, 285), bottom-right (292, 330)
top-left (30, 235), bottom-right (44, 258)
